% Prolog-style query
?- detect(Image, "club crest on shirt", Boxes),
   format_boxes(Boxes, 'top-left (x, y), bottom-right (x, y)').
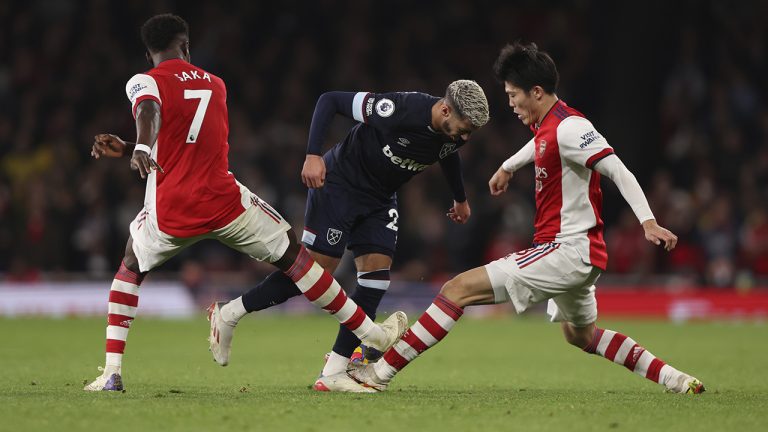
top-left (439, 142), bottom-right (457, 159)
top-left (326, 228), bottom-right (343, 245)
top-left (375, 99), bottom-right (395, 117)
top-left (537, 139), bottom-right (547, 158)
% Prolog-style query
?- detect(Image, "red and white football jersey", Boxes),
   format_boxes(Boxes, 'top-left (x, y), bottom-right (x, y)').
top-left (125, 59), bottom-right (244, 237)
top-left (530, 100), bottom-right (614, 270)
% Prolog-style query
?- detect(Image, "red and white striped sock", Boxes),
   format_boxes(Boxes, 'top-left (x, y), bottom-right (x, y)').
top-left (374, 294), bottom-right (464, 381)
top-left (284, 247), bottom-right (382, 344)
top-left (583, 327), bottom-right (683, 389)
top-left (104, 261), bottom-right (145, 371)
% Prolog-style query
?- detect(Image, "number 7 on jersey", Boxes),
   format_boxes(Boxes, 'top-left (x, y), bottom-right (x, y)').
top-left (184, 89), bottom-right (211, 143)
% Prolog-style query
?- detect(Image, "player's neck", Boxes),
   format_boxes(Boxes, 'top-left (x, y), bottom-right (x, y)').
top-left (430, 99), bottom-right (445, 131)
top-left (534, 95), bottom-right (559, 125)
top-left (150, 51), bottom-right (187, 67)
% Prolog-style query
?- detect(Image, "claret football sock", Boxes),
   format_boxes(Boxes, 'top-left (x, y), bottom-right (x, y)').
top-left (104, 261), bottom-right (145, 369)
top-left (374, 294), bottom-right (463, 382)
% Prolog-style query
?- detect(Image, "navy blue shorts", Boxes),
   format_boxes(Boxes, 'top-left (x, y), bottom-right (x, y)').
top-left (301, 182), bottom-right (398, 258)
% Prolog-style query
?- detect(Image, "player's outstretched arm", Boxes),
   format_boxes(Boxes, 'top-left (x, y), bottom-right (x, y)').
top-left (593, 154), bottom-right (677, 251)
top-left (490, 139), bottom-right (535, 196)
top-left (130, 100), bottom-right (163, 179)
top-left (490, 139), bottom-right (535, 195)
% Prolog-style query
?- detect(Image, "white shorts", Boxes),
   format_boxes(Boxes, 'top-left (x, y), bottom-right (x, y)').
top-left (484, 242), bottom-right (601, 327)
top-left (129, 183), bottom-right (292, 273)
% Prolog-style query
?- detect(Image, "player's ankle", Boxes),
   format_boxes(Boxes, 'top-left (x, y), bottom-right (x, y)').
top-left (222, 297), bottom-right (248, 324)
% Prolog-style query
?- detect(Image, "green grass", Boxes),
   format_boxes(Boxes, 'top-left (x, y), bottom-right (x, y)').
top-left (1, 315), bottom-right (765, 432)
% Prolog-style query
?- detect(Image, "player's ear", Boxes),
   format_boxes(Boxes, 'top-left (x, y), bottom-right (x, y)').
top-left (182, 40), bottom-right (190, 61)
top-left (441, 101), bottom-right (452, 117)
top-left (145, 51), bottom-right (152, 66)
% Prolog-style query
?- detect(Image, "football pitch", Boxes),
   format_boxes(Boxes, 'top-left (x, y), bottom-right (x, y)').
top-left (2, 315), bottom-right (766, 431)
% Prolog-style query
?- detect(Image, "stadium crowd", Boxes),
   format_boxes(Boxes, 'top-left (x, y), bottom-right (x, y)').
top-left (1, 0), bottom-right (766, 288)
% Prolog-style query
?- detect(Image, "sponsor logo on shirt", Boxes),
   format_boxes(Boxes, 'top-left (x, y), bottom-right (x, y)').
top-left (397, 137), bottom-right (410, 147)
top-left (128, 83), bottom-right (147, 102)
top-left (375, 98), bottom-right (395, 117)
top-left (579, 131), bottom-right (601, 149)
top-left (382, 145), bottom-right (428, 172)
top-left (439, 142), bottom-right (457, 159)
top-left (535, 165), bottom-right (548, 193)
top-left (366, 97), bottom-right (375, 117)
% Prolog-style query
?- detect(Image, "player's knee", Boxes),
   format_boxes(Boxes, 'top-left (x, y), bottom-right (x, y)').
top-left (122, 240), bottom-right (141, 274)
top-left (272, 231), bottom-right (301, 272)
top-left (439, 277), bottom-right (469, 306)
top-left (121, 254), bottom-right (141, 274)
top-left (562, 323), bottom-right (593, 349)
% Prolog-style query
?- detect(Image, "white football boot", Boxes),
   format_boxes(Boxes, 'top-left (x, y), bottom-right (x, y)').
top-left (359, 311), bottom-right (408, 352)
top-left (666, 373), bottom-right (706, 394)
top-left (313, 370), bottom-right (380, 393)
top-left (346, 362), bottom-right (390, 392)
top-left (207, 301), bottom-right (236, 366)
top-left (83, 366), bottom-right (123, 391)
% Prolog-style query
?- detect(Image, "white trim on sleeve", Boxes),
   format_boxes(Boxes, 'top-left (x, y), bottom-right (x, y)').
top-left (352, 92), bottom-right (369, 123)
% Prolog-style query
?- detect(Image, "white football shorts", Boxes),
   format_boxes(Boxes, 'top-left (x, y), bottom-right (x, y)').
top-left (129, 182), bottom-right (291, 273)
top-left (484, 241), bottom-right (602, 327)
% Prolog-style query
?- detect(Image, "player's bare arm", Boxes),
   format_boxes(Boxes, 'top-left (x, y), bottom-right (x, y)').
top-left (131, 99), bottom-right (164, 179)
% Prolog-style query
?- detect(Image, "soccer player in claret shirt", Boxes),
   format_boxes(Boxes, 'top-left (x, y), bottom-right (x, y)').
top-left (341, 42), bottom-right (706, 394)
top-left (83, 14), bottom-right (407, 392)
top-left (208, 81), bottom-right (489, 390)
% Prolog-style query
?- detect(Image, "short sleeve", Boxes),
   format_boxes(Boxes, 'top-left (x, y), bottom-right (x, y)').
top-left (351, 92), bottom-right (428, 132)
top-left (125, 74), bottom-right (162, 118)
top-left (556, 116), bottom-right (614, 169)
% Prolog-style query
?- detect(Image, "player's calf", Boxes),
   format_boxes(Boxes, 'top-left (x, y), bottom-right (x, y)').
top-left (582, 326), bottom-right (705, 394)
top-left (277, 242), bottom-right (407, 351)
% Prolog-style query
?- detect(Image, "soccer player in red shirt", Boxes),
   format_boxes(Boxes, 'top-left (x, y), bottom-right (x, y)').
top-left (83, 14), bottom-right (406, 391)
top-left (340, 42), bottom-right (705, 394)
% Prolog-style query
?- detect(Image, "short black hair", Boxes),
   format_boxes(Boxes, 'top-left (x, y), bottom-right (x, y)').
top-left (140, 14), bottom-right (189, 53)
top-left (493, 42), bottom-right (559, 94)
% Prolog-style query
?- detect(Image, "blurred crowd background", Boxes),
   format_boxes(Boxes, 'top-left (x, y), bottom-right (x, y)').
top-left (1, 0), bottom-right (766, 292)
